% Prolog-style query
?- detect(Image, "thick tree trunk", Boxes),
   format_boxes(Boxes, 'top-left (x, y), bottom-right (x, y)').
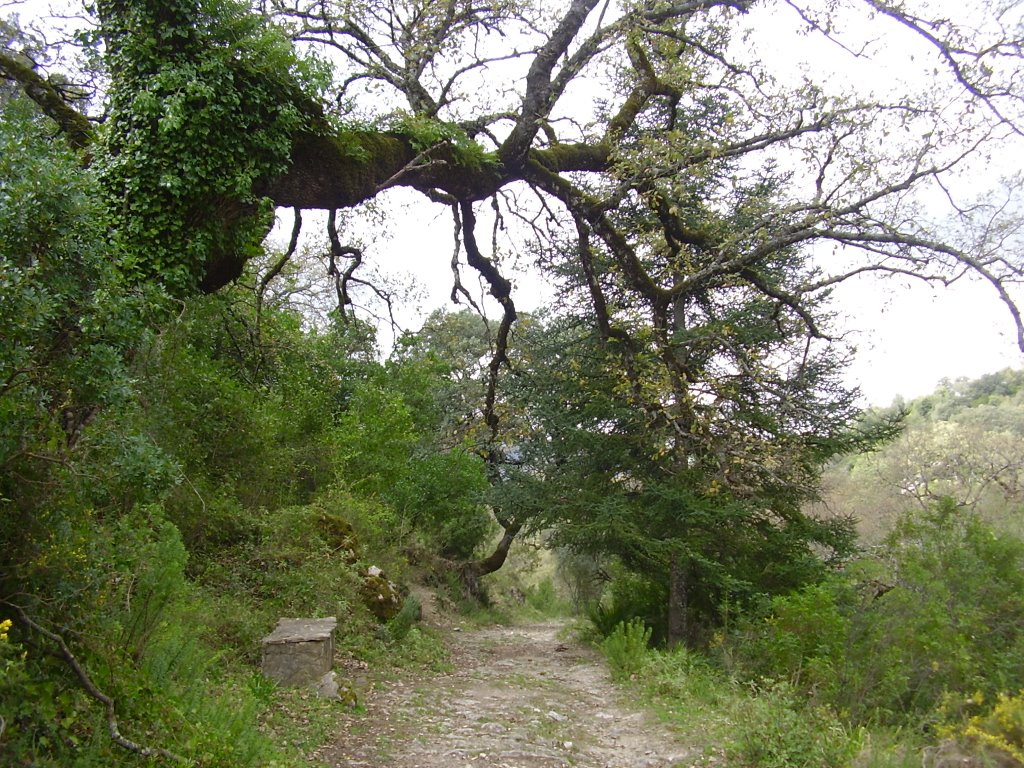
top-left (458, 521), bottom-right (522, 601)
top-left (666, 551), bottom-right (689, 648)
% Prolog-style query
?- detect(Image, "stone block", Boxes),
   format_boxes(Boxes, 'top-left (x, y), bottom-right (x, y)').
top-left (260, 617), bottom-right (337, 687)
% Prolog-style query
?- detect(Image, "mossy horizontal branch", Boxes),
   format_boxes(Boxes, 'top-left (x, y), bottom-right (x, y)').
top-left (0, 51), bottom-right (94, 150)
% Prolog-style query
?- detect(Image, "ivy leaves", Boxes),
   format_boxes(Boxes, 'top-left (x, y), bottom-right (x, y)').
top-left (97, 0), bottom-right (322, 295)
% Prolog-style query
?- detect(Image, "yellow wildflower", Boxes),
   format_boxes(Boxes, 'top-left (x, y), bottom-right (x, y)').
top-left (0, 618), bottom-right (11, 642)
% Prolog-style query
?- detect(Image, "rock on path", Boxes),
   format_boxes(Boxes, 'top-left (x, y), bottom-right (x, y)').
top-left (320, 621), bottom-right (696, 768)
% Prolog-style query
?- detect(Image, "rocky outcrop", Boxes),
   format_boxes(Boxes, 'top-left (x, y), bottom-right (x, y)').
top-left (360, 566), bottom-right (402, 622)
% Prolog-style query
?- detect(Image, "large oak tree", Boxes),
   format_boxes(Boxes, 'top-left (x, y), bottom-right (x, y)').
top-left (4, 0), bottom-right (1023, 603)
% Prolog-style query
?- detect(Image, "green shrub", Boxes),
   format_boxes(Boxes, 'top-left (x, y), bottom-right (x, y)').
top-left (842, 500), bottom-right (1024, 723)
top-left (587, 566), bottom-right (667, 641)
top-left (602, 618), bottom-right (653, 680)
top-left (193, 501), bottom-right (372, 639)
top-left (382, 594), bottom-right (422, 644)
top-left (724, 499), bottom-right (1024, 729)
top-left (524, 577), bottom-right (569, 616)
top-left (960, 691), bottom-right (1024, 764)
top-left (555, 548), bottom-right (605, 610)
top-left (639, 644), bottom-right (728, 703)
top-left (726, 579), bottom-right (851, 705)
top-left (732, 682), bottom-right (863, 768)
top-left (390, 449), bottom-right (493, 560)
top-left (393, 626), bottom-right (451, 672)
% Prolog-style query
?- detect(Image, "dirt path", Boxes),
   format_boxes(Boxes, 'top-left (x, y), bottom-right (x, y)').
top-left (319, 619), bottom-right (698, 768)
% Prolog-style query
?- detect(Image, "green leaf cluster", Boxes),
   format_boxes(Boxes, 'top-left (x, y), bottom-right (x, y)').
top-left (387, 111), bottom-right (494, 171)
top-left (726, 498), bottom-right (1024, 729)
top-left (97, 0), bottom-right (326, 294)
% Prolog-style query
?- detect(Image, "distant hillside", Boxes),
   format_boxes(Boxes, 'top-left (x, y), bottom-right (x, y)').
top-left (817, 368), bottom-right (1024, 541)
top-left (908, 368), bottom-right (1024, 421)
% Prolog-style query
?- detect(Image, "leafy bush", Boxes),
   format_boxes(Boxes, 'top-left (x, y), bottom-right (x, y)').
top-left (191, 500), bottom-right (375, 653)
top-left (961, 692), bottom-right (1024, 764)
top-left (843, 500), bottom-right (1024, 723)
top-left (725, 498), bottom-right (1024, 730)
top-left (637, 643), bottom-right (729, 703)
top-left (392, 627), bottom-right (452, 672)
top-left (726, 579), bottom-right (852, 705)
top-left (382, 594), bottom-right (422, 644)
top-left (555, 548), bottom-right (606, 610)
top-left (587, 566), bottom-right (667, 641)
top-left (524, 577), bottom-right (569, 616)
top-left (611, 640), bottom-right (868, 768)
top-left (390, 449), bottom-right (493, 560)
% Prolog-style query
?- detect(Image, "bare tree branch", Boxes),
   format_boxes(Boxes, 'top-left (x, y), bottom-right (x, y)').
top-left (2, 600), bottom-right (187, 763)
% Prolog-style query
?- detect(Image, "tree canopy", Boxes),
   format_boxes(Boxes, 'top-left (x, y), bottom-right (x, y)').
top-left (5, 0), bottom-right (1023, 339)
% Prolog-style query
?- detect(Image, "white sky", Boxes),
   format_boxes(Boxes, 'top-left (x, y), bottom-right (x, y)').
top-left (831, 275), bottom-right (1021, 405)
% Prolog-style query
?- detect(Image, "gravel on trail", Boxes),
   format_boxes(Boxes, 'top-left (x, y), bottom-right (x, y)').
top-left (318, 616), bottom-right (703, 768)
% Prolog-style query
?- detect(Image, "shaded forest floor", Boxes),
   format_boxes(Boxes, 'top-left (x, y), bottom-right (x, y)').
top-left (316, 604), bottom-right (708, 768)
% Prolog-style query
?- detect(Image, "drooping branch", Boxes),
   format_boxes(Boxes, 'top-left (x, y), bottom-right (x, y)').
top-left (739, 267), bottom-right (829, 340)
top-left (524, 157), bottom-right (667, 302)
top-left (449, 206), bottom-right (484, 313)
top-left (326, 209), bottom-right (360, 313)
top-left (863, 0), bottom-right (1024, 136)
top-left (325, 209), bottom-right (399, 328)
top-left (256, 207), bottom-right (302, 314)
top-left (460, 200), bottom-right (517, 435)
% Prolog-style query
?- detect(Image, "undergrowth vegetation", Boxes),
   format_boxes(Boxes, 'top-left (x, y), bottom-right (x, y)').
top-left (593, 485), bottom-right (1024, 766)
top-left (0, 91), bottom-right (484, 764)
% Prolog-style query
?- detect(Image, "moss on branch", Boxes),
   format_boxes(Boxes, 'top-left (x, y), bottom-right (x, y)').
top-left (0, 51), bottom-right (94, 150)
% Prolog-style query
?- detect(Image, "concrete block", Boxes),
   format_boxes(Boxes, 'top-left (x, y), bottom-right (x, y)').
top-left (260, 617), bottom-right (337, 687)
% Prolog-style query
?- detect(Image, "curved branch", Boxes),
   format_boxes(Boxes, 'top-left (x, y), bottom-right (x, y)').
top-left (460, 200), bottom-right (517, 434)
top-left (739, 267), bottom-right (829, 339)
top-left (864, 0), bottom-right (1024, 135)
top-left (449, 205), bottom-right (484, 312)
top-left (257, 207), bottom-right (302, 313)
top-left (326, 209), bottom-right (360, 315)
top-left (2, 600), bottom-right (187, 763)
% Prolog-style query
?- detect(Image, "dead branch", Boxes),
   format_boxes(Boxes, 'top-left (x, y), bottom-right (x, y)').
top-left (2, 600), bottom-right (187, 763)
